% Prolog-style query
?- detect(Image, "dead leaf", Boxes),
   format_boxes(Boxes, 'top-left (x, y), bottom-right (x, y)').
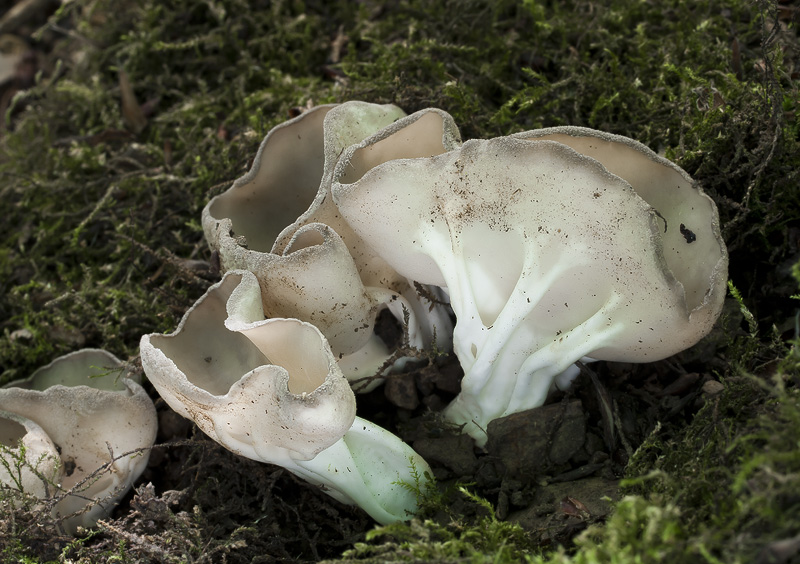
top-left (560, 496), bottom-right (591, 520)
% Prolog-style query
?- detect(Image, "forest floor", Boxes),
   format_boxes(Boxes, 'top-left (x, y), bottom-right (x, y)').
top-left (0, 1), bottom-right (799, 563)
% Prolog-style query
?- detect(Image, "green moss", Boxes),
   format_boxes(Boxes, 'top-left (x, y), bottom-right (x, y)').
top-left (0, 0), bottom-right (347, 381)
top-left (330, 486), bottom-right (537, 564)
top-left (528, 495), bottom-right (687, 564)
top-left (0, 0), bottom-right (798, 561)
top-left (619, 359), bottom-right (800, 562)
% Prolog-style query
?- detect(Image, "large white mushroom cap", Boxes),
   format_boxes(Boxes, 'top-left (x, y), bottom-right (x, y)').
top-left (333, 131), bottom-right (727, 445)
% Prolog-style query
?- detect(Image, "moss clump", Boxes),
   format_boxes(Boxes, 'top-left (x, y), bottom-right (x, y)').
top-left (328, 486), bottom-right (537, 564)
top-left (619, 377), bottom-right (800, 563)
top-left (0, 0), bottom-right (347, 382)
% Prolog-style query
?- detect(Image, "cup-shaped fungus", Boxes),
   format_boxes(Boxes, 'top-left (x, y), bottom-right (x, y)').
top-left (0, 349), bottom-right (157, 533)
top-left (140, 270), bottom-right (431, 524)
top-left (202, 102), bottom-right (453, 387)
top-left (333, 133), bottom-right (727, 446)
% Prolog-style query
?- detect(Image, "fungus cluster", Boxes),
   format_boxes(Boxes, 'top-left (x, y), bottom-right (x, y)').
top-left (3, 101), bottom-right (727, 531)
top-left (142, 100), bottom-right (726, 521)
top-left (143, 102), bottom-right (449, 524)
top-left (200, 102), bottom-right (454, 386)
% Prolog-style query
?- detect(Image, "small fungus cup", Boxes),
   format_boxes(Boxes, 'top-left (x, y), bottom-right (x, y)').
top-left (0, 349), bottom-right (157, 533)
top-left (140, 270), bottom-right (431, 524)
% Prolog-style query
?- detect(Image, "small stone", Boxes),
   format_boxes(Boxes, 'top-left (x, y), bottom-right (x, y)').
top-left (486, 400), bottom-right (586, 480)
top-left (702, 379), bottom-right (724, 396)
top-left (510, 490), bottom-right (529, 507)
top-left (421, 393), bottom-right (447, 411)
top-left (474, 457), bottom-right (504, 488)
top-left (496, 490), bottom-right (510, 520)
